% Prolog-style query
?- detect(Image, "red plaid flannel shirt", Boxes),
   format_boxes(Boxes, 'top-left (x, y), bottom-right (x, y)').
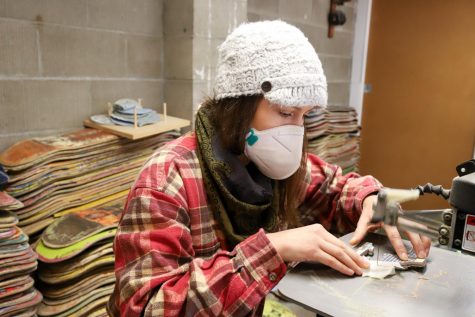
top-left (108, 133), bottom-right (381, 316)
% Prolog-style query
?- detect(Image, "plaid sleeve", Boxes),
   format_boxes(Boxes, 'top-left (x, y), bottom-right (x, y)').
top-left (112, 161), bottom-right (286, 316)
top-left (298, 153), bottom-right (382, 233)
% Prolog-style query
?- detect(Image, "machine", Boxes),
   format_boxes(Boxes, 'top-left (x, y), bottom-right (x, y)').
top-left (370, 159), bottom-right (475, 255)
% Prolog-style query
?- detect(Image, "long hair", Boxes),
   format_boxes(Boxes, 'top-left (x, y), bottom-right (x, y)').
top-left (201, 95), bottom-right (307, 228)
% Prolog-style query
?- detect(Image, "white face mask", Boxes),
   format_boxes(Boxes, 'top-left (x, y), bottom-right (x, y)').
top-left (244, 125), bottom-right (304, 180)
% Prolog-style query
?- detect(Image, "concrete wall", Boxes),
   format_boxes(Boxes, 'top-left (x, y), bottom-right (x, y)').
top-left (0, 0), bottom-right (357, 152)
top-left (0, 0), bottom-right (164, 151)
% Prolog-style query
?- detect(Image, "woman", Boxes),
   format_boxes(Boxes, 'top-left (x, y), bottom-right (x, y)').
top-left (108, 20), bottom-right (430, 316)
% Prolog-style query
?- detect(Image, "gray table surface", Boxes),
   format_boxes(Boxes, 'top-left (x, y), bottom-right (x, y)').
top-left (276, 232), bottom-right (475, 317)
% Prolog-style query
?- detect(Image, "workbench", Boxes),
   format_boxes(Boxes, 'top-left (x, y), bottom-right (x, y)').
top-left (276, 232), bottom-right (475, 317)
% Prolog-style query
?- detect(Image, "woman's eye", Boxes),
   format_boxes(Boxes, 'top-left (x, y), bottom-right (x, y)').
top-left (279, 112), bottom-right (292, 117)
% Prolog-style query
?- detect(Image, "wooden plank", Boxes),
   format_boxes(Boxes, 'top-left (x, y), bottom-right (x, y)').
top-left (83, 115), bottom-right (190, 140)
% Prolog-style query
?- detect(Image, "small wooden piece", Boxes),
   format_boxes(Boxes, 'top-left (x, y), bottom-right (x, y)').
top-left (84, 115), bottom-right (190, 140)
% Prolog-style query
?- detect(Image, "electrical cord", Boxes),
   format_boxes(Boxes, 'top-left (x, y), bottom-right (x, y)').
top-left (415, 183), bottom-right (450, 200)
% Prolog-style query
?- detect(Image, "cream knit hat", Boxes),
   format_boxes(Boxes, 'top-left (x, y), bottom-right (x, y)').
top-left (214, 20), bottom-right (327, 108)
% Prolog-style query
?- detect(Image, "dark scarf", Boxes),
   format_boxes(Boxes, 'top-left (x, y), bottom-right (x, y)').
top-left (195, 106), bottom-right (280, 248)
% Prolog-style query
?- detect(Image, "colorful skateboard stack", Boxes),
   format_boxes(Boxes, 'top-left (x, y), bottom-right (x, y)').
top-left (0, 128), bottom-right (179, 238)
top-left (0, 210), bottom-right (42, 316)
top-left (305, 106), bottom-right (360, 174)
top-left (34, 198), bottom-right (124, 317)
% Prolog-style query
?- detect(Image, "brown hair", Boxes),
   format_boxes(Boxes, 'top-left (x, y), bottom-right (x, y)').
top-left (202, 95), bottom-right (307, 228)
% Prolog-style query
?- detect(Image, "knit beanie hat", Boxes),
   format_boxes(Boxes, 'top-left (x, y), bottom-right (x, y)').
top-left (214, 20), bottom-right (327, 108)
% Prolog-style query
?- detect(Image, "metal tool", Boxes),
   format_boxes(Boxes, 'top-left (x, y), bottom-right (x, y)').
top-left (370, 159), bottom-right (475, 255)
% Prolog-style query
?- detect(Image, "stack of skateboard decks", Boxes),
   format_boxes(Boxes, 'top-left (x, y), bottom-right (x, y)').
top-left (305, 106), bottom-right (360, 174)
top-left (0, 210), bottom-right (42, 316)
top-left (34, 198), bottom-right (124, 317)
top-left (0, 128), bottom-right (179, 238)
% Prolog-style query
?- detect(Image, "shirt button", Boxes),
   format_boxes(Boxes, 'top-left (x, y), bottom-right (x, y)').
top-left (261, 81), bottom-right (272, 92)
top-left (269, 272), bottom-right (278, 282)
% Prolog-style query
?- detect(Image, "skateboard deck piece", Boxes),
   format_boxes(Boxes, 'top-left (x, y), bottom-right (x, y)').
top-left (58, 294), bottom-right (110, 317)
top-left (21, 218), bottom-right (55, 238)
top-left (0, 192), bottom-right (23, 210)
top-left (0, 228), bottom-right (28, 247)
top-left (5, 136), bottom-right (159, 195)
top-left (16, 172), bottom-right (132, 223)
top-left (0, 129), bottom-right (119, 171)
top-left (0, 288), bottom-right (42, 316)
top-left (0, 248), bottom-right (36, 267)
top-left (41, 275), bottom-right (114, 306)
top-left (0, 275), bottom-right (34, 300)
top-left (0, 242), bottom-right (29, 255)
top-left (38, 254), bottom-right (114, 284)
top-left (88, 306), bottom-right (108, 317)
top-left (39, 242), bottom-right (113, 276)
top-left (37, 284), bottom-right (113, 316)
top-left (3, 307), bottom-right (37, 317)
top-left (0, 258), bottom-right (37, 282)
top-left (40, 268), bottom-right (114, 299)
top-left (41, 200), bottom-right (122, 249)
top-left (0, 210), bottom-right (18, 228)
top-left (35, 228), bottom-right (116, 263)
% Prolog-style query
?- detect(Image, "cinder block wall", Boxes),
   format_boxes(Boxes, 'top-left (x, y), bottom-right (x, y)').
top-left (0, 0), bottom-right (164, 151)
top-left (0, 0), bottom-right (357, 152)
top-left (248, 0), bottom-right (356, 106)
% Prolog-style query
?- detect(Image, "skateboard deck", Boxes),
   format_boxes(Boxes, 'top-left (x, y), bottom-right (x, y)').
top-left (42, 199), bottom-right (122, 249)
top-left (7, 151), bottom-right (150, 197)
top-left (88, 306), bottom-right (108, 317)
top-left (18, 180), bottom-right (131, 228)
top-left (59, 294), bottom-right (110, 317)
top-left (1, 128), bottom-right (178, 172)
top-left (0, 275), bottom-right (34, 300)
top-left (39, 242), bottom-right (113, 276)
top-left (21, 218), bottom-right (55, 238)
top-left (0, 288), bottom-right (42, 316)
top-left (0, 248), bottom-right (36, 267)
top-left (0, 210), bottom-right (18, 228)
top-left (37, 284), bottom-right (113, 316)
top-left (4, 130), bottom-right (170, 188)
top-left (0, 242), bottom-right (29, 255)
top-left (41, 271), bottom-right (114, 306)
top-left (0, 129), bottom-right (119, 171)
top-left (35, 229), bottom-right (116, 263)
top-left (38, 254), bottom-right (114, 284)
top-left (0, 229), bottom-right (28, 247)
top-left (40, 267), bottom-right (114, 299)
top-left (0, 227), bottom-right (16, 240)
top-left (0, 192), bottom-right (23, 210)
top-left (0, 258), bottom-right (37, 282)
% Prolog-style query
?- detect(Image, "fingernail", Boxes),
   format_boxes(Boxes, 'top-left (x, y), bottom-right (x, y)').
top-left (418, 251), bottom-right (426, 258)
top-left (349, 238), bottom-right (356, 245)
top-left (362, 260), bottom-right (370, 269)
top-left (356, 268), bottom-right (363, 275)
top-left (400, 252), bottom-right (408, 261)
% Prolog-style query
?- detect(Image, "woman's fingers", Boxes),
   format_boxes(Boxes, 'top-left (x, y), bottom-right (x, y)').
top-left (316, 249), bottom-right (355, 276)
top-left (383, 225), bottom-right (408, 260)
top-left (405, 231), bottom-right (427, 258)
top-left (324, 232), bottom-right (369, 269)
top-left (349, 213), bottom-right (371, 246)
top-left (421, 235), bottom-right (432, 256)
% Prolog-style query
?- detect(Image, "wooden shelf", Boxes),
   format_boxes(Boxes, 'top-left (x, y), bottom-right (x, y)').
top-left (84, 115), bottom-right (190, 140)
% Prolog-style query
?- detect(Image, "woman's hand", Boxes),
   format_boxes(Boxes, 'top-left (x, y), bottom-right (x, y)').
top-left (267, 224), bottom-right (369, 276)
top-left (350, 195), bottom-right (432, 260)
